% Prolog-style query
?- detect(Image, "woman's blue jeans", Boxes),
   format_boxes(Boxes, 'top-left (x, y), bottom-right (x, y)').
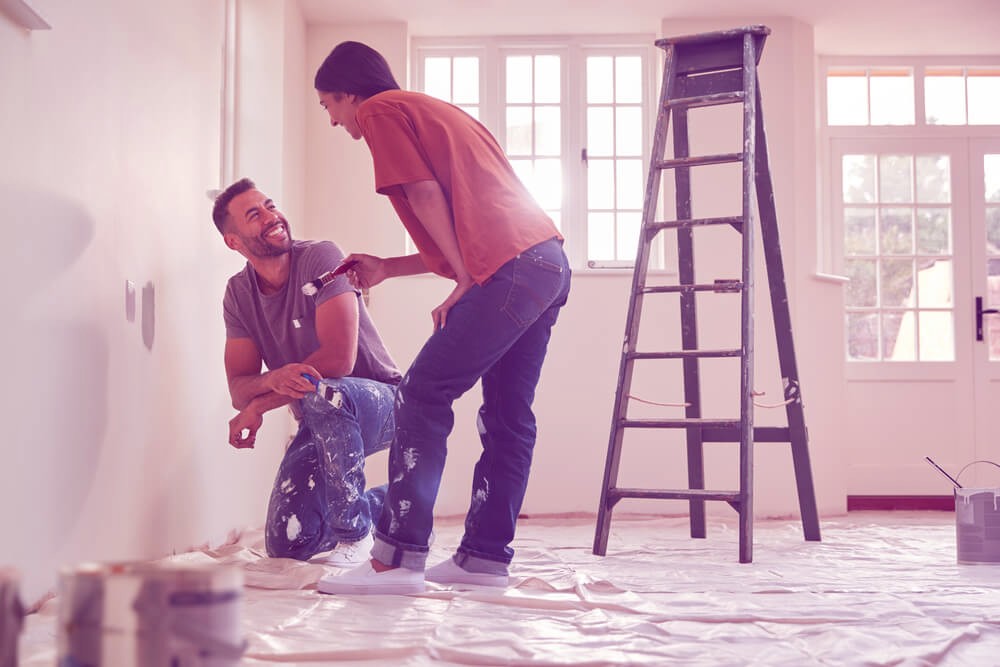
top-left (265, 377), bottom-right (395, 560)
top-left (372, 238), bottom-right (572, 574)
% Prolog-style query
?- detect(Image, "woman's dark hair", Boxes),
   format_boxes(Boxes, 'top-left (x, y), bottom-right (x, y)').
top-left (314, 41), bottom-right (401, 98)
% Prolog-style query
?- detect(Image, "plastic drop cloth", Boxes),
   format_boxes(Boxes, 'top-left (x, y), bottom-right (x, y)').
top-left (19, 511), bottom-right (1000, 666)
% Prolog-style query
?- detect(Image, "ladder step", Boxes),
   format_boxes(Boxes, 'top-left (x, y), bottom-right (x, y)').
top-left (610, 487), bottom-right (742, 503)
top-left (640, 280), bottom-right (743, 295)
top-left (664, 90), bottom-right (744, 110)
top-left (648, 216), bottom-right (743, 233)
top-left (629, 348), bottom-right (742, 360)
top-left (622, 418), bottom-right (740, 429)
top-left (657, 153), bottom-right (743, 169)
top-left (617, 423), bottom-right (794, 442)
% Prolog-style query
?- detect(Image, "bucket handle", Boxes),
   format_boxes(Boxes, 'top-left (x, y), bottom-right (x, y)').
top-left (955, 460), bottom-right (1000, 485)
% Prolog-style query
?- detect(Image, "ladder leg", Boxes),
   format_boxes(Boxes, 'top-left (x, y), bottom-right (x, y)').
top-left (672, 109), bottom-right (707, 539)
top-left (737, 32), bottom-right (758, 564)
top-left (753, 84), bottom-right (821, 542)
top-left (593, 45), bottom-right (678, 556)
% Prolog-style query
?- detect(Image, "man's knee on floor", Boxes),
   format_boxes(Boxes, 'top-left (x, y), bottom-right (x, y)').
top-left (266, 512), bottom-right (328, 560)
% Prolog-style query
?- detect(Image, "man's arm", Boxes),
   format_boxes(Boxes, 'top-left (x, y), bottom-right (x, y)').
top-left (225, 291), bottom-right (361, 448)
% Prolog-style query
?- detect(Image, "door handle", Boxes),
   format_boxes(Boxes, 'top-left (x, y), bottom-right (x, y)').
top-left (976, 296), bottom-right (999, 341)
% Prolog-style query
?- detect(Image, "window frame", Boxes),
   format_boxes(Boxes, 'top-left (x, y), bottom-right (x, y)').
top-left (411, 34), bottom-right (659, 271)
top-left (819, 55), bottom-right (1000, 374)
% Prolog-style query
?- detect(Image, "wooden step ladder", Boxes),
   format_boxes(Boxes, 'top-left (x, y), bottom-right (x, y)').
top-left (592, 25), bottom-right (821, 563)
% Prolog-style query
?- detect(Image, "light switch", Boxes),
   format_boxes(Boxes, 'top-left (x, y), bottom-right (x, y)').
top-left (125, 280), bottom-right (136, 322)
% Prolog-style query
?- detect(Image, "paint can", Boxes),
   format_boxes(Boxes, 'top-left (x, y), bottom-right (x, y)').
top-left (57, 561), bottom-right (246, 666)
top-left (955, 461), bottom-right (1000, 565)
top-left (0, 568), bottom-right (24, 667)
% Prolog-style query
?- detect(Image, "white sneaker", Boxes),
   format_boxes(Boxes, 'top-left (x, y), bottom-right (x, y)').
top-left (425, 557), bottom-right (508, 588)
top-left (325, 531), bottom-right (374, 568)
top-left (317, 561), bottom-right (425, 595)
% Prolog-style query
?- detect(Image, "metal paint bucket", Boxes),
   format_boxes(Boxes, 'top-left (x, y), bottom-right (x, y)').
top-left (955, 461), bottom-right (1000, 565)
top-left (0, 568), bottom-right (24, 667)
top-left (57, 561), bottom-right (245, 666)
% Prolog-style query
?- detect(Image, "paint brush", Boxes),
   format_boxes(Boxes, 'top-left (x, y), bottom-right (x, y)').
top-left (301, 260), bottom-right (358, 296)
top-left (925, 456), bottom-right (963, 489)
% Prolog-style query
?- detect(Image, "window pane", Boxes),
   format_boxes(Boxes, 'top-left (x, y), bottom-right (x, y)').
top-left (506, 56), bottom-right (532, 103)
top-left (846, 312), bottom-right (879, 360)
top-left (925, 70), bottom-right (966, 125)
top-left (845, 258), bottom-right (877, 307)
top-left (616, 159), bottom-right (644, 209)
top-left (844, 208), bottom-right (877, 255)
top-left (535, 106), bottom-right (561, 156)
top-left (615, 106), bottom-right (643, 156)
top-left (881, 258), bottom-right (915, 308)
top-left (534, 158), bottom-right (562, 210)
top-left (880, 208), bottom-right (913, 255)
top-left (459, 105), bottom-right (480, 120)
top-left (883, 311), bottom-right (915, 360)
top-left (986, 206), bottom-right (1000, 249)
top-left (986, 154), bottom-right (1000, 202)
top-left (917, 259), bottom-right (952, 308)
top-left (918, 310), bottom-right (954, 361)
top-left (452, 57), bottom-right (479, 104)
top-left (588, 159), bottom-right (615, 209)
top-left (843, 155), bottom-right (875, 203)
top-left (509, 158), bottom-right (532, 194)
top-left (915, 155), bottom-right (951, 203)
top-left (616, 211), bottom-right (641, 260)
top-left (587, 56), bottom-right (613, 104)
top-left (506, 106), bottom-right (532, 155)
top-left (988, 262), bottom-right (1000, 359)
top-left (827, 72), bottom-right (868, 125)
top-left (547, 210), bottom-right (561, 230)
top-left (535, 55), bottom-right (560, 104)
top-left (869, 68), bottom-right (914, 125)
top-left (916, 209), bottom-right (952, 255)
top-left (588, 212), bottom-right (615, 261)
top-left (879, 155), bottom-right (913, 203)
top-left (587, 107), bottom-right (614, 156)
top-left (424, 57), bottom-right (451, 101)
top-left (615, 56), bottom-right (642, 103)
top-left (968, 69), bottom-right (1000, 125)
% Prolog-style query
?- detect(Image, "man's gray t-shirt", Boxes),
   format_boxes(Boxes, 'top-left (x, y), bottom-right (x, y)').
top-left (223, 240), bottom-right (401, 386)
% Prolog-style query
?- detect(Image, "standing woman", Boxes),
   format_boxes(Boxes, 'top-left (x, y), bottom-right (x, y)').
top-left (314, 41), bottom-right (571, 595)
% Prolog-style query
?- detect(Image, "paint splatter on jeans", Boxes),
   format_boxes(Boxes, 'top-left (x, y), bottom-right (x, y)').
top-left (265, 377), bottom-right (395, 560)
top-left (372, 238), bottom-right (571, 572)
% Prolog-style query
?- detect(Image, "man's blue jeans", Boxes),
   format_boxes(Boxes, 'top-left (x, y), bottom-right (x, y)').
top-left (372, 238), bottom-right (571, 574)
top-left (265, 377), bottom-right (395, 560)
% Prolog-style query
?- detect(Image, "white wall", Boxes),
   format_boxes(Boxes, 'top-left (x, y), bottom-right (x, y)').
top-left (0, 0), bottom-right (306, 605)
top-left (301, 16), bottom-right (848, 524)
top-left (0, 1), bottom-right (861, 605)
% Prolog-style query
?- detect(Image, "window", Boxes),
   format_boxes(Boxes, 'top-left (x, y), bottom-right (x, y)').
top-left (822, 57), bottom-right (1000, 366)
top-left (841, 152), bottom-right (955, 361)
top-left (413, 36), bottom-right (656, 269)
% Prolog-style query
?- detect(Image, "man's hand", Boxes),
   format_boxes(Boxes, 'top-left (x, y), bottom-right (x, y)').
top-left (229, 408), bottom-right (263, 449)
top-left (431, 277), bottom-right (475, 330)
top-left (263, 363), bottom-right (320, 399)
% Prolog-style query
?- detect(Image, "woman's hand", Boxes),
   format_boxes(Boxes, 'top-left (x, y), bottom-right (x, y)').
top-left (431, 277), bottom-right (475, 331)
top-left (343, 253), bottom-right (388, 290)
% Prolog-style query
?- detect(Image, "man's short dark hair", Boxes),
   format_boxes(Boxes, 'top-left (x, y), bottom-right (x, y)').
top-left (212, 177), bottom-right (256, 234)
top-left (314, 41), bottom-right (401, 99)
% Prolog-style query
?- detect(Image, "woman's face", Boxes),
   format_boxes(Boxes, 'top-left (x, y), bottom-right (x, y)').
top-left (318, 91), bottom-right (362, 140)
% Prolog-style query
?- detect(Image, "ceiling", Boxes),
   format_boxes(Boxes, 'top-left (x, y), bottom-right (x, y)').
top-left (297, 0), bottom-right (1000, 55)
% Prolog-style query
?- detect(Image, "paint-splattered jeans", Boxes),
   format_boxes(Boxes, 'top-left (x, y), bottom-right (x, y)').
top-left (265, 376), bottom-right (396, 560)
top-left (372, 237), bottom-right (572, 574)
